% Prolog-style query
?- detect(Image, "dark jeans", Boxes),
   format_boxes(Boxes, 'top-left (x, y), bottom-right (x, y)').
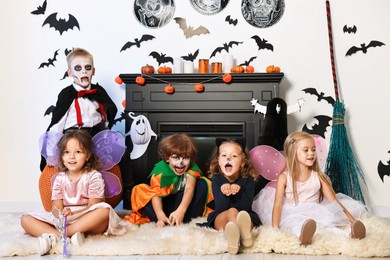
top-left (142, 178), bottom-right (208, 223)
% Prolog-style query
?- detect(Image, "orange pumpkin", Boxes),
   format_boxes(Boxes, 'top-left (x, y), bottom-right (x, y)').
top-left (115, 75), bottom-right (123, 84)
top-left (194, 83), bottom-right (205, 93)
top-left (158, 66), bottom-right (172, 74)
top-left (245, 65), bottom-right (255, 73)
top-left (222, 73), bottom-right (232, 83)
top-left (135, 76), bottom-right (146, 85)
top-left (230, 65), bottom-right (245, 73)
top-left (141, 64), bottom-right (155, 74)
top-left (164, 85), bottom-right (175, 94)
top-left (266, 65), bottom-right (281, 73)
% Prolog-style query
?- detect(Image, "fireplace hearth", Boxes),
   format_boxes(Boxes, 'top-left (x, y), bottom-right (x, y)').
top-left (120, 73), bottom-right (284, 209)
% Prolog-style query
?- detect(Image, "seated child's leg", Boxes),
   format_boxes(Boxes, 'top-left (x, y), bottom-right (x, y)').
top-left (183, 178), bottom-right (208, 223)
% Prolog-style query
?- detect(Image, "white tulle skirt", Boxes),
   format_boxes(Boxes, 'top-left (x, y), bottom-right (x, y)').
top-left (252, 186), bottom-right (369, 237)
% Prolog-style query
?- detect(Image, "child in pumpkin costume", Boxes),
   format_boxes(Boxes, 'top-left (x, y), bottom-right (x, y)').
top-left (125, 134), bottom-right (213, 227)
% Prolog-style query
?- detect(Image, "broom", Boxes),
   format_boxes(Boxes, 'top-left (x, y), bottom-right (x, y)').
top-left (324, 0), bottom-right (366, 204)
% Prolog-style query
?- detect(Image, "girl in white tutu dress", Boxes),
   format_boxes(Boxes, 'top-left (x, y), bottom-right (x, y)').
top-left (21, 130), bottom-right (126, 255)
top-left (252, 131), bottom-right (368, 245)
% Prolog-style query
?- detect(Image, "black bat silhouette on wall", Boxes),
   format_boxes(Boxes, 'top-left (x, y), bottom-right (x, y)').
top-left (113, 111), bottom-right (131, 125)
top-left (209, 41), bottom-right (243, 58)
top-left (31, 0), bottom-right (47, 15)
top-left (343, 25), bottom-right (357, 34)
top-left (251, 36), bottom-right (274, 51)
top-left (346, 40), bottom-right (385, 56)
top-left (38, 49), bottom-right (59, 69)
top-left (174, 17), bottom-right (210, 39)
top-left (378, 151), bottom-right (390, 182)
top-left (181, 49), bottom-right (199, 62)
top-left (64, 48), bottom-right (73, 56)
top-left (238, 56), bottom-right (257, 66)
top-left (149, 52), bottom-right (173, 65)
top-left (302, 88), bottom-right (335, 105)
top-left (120, 35), bottom-right (155, 52)
top-left (302, 115), bottom-right (332, 139)
top-left (42, 13), bottom-right (80, 35)
top-left (225, 15), bottom-right (238, 26)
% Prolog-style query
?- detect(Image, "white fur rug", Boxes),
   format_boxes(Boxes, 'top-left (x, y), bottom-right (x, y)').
top-left (1, 212), bottom-right (390, 257)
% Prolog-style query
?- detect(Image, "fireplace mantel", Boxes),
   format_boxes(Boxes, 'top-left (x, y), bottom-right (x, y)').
top-left (120, 72), bottom-right (284, 209)
top-left (120, 73), bottom-right (284, 113)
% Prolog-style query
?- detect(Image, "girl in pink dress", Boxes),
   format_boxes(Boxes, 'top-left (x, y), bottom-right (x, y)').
top-left (253, 131), bottom-right (367, 245)
top-left (21, 130), bottom-right (126, 255)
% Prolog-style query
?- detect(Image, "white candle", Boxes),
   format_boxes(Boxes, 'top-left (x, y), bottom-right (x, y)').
top-left (173, 58), bottom-right (183, 73)
top-left (183, 61), bottom-right (194, 73)
top-left (223, 54), bottom-right (234, 73)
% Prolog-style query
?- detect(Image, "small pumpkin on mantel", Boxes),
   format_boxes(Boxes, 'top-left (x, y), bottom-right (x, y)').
top-left (164, 85), bottom-right (175, 94)
top-left (266, 65), bottom-right (281, 73)
top-left (135, 76), bottom-right (146, 85)
top-left (222, 73), bottom-right (232, 83)
top-left (158, 66), bottom-right (172, 74)
top-left (141, 64), bottom-right (155, 74)
top-left (194, 83), bottom-right (205, 93)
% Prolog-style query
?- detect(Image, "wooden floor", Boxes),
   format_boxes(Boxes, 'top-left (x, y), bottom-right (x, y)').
top-left (3, 254), bottom-right (389, 259)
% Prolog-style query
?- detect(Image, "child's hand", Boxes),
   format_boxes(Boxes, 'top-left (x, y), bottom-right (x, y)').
top-left (169, 209), bottom-right (185, 226)
top-left (230, 184), bottom-right (240, 195)
top-left (62, 208), bottom-right (72, 217)
top-left (221, 183), bottom-right (232, 196)
top-left (156, 215), bottom-right (170, 228)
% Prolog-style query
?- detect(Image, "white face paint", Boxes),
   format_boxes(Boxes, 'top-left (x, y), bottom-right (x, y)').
top-left (218, 142), bottom-right (243, 181)
top-left (167, 154), bottom-right (191, 176)
top-left (67, 57), bottom-right (95, 89)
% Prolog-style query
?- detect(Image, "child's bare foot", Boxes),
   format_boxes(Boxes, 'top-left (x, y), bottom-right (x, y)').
top-left (236, 211), bottom-right (253, 248)
top-left (299, 219), bottom-right (316, 245)
top-left (351, 220), bottom-right (366, 239)
top-left (224, 222), bottom-right (240, 255)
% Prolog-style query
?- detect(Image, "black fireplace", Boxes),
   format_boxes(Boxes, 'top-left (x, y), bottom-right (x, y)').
top-left (120, 73), bottom-right (284, 209)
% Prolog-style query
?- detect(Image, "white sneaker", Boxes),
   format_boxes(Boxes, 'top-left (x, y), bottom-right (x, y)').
top-left (38, 233), bottom-right (58, 255)
top-left (70, 232), bottom-right (85, 247)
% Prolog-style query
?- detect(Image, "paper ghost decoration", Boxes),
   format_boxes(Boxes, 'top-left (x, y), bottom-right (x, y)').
top-left (129, 112), bottom-right (157, 159)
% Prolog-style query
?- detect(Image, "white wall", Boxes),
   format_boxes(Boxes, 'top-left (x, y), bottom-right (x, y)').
top-left (1, 0), bottom-right (389, 216)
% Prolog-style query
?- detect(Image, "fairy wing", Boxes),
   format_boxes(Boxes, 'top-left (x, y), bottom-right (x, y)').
top-left (250, 145), bottom-right (286, 188)
top-left (39, 131), bottom-right (63, 167)
top-left (92, 130), bottom-right (125, 198)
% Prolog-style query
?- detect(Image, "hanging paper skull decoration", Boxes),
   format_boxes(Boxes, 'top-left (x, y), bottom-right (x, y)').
top-left (129, 112), bottom-right (157, 159)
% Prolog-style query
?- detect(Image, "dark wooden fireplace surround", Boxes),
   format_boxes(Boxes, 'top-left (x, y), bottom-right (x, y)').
top-left (120, 73), bottom-right (284, 209)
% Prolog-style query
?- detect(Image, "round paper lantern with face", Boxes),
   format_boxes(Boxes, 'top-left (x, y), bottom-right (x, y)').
top-left (129, 112), bottom-right (157, 159)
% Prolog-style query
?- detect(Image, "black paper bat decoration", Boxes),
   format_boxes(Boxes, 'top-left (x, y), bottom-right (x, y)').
top-left (378, 151), bottom-right (390, 182)
top-left (302, 88), bottom-right (335, 106)
top-left (38, 49), bottom-right (59, 69)
top-left (113, 111), bottom-right (130, 125)
top-left (225, 15), bottom-right (238, 26)
top-left (42, 13), bottom-right (80, 35)
top-left (174, 17), bottom-right (210, 39)
top-left (302, 115), bottom-right (332, 139)
top-left (44, 105), bottom-right (56, 116)
top-left (209, 41), bottom-right (243, 59)
top-left (64, 48), bottom-right (73, 56)
top-left (149, 51), bottom-right (173, 66)
top-left (251, 35), bottom-right (274, 51)
top-left (31, 0), bottom-right (47, 15)
top-left (181, 49), bottom-right (199, 62)
top-left (346, 40), bottom-right (385, 56)
top-left (239, 56), bottom-right (257, 66)
top-left (60, 71), bottom-right (68, 80)
top-left (120, 34), bottom-right (155, 52)
top-left (343, 25), bottom-right (357, 34)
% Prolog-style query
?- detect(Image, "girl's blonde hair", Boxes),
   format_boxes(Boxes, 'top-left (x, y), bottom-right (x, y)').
top-left (283, 131), bottom-right (335, 204)
top-left (208, 139), bottom-right (257, 179)
top-left (56, 129), bottom-right (102, 172)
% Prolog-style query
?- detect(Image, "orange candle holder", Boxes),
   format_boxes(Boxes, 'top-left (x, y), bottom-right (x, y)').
top-left (211, 62), bottom-right (222, 73)
top-left (198, 59), bottom-right (209, 73)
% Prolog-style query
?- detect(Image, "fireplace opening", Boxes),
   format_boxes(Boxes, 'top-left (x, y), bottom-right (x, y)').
top-left (156, 122), bottom-right (246, 176)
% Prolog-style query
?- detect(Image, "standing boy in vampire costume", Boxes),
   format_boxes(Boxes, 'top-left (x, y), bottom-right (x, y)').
top-left (40, 48), bottom-right (133, 208)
